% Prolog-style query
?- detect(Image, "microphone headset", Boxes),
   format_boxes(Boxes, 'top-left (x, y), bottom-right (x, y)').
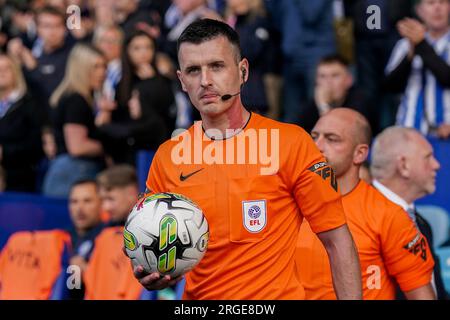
top-left (221, 68), bottom-right (247, 101)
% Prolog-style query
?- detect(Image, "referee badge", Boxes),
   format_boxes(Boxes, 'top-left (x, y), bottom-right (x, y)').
top-left (242, 200), bottom-right (267, 233)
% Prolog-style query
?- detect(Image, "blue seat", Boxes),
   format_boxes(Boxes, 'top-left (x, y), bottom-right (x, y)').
top-left (136, 150), bottom-right (155, 192)
top-left (416, 205), bottom-right (450, 248)
top-left (0, 192), bottom-right (70, 250)
top-left (50, 241), bottom-right (72, 300)
top-left (435, 247), bottom-right (450, 293)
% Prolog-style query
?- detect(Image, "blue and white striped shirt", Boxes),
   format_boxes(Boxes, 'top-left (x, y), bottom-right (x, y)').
top-left (103, 59), bottom-right (122, 101)
top-left (385, 31), bottom-right (450, 134)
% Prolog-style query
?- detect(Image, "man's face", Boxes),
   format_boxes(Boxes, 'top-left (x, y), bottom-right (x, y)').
top-left (99, 186), bottom-right (138, 223)
top-left (311, 115), bottom-right (356, 178)
top-left (89, 55), bottom-right (106, 91)
top-left (96, 29), bottom-right (122, 62)
top-left (417, 0), bottom-right (450, 31)
top-left (316, 62), bottom-right (353, 102)
top-left (177, 36), bottom-right (245, 117)
top-left (0, 57), bottom-right (15, 91)
top-left (37, 13), bottom-right (66, 51)
top-left (69, 183), bottom-right (102, 232)
top-left (405, 134), bottom-right (440, 197)
top-left (127, 35), bottom-right (155, 67)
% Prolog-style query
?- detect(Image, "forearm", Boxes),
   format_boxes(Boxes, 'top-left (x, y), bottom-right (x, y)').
top-left (383, 56), bottom-right (412, 93)
top-left (68, 139), bottom-right (103, 158)
top-left (415, 40), bottom-right (450, 87)
top-left (318, 224), bottom-right (362, 300)
top-left (297, 0), bottom-right (330, 25)
top-left (404, 283), bottom-right (436, 300)
top-left (19, 48), bottom-right (37, 70)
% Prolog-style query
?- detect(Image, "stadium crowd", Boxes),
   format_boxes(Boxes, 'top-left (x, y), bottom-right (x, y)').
top-left (0, 0), bottom-right (450, 300)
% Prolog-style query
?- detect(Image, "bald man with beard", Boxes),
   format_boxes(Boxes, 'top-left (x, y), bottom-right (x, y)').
top-left (296, 108), bottom-right (436, 300)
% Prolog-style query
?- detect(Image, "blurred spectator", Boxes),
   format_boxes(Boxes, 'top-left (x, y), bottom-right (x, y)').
top-left (42, 44), bottom-right (106, 198)
top-left (385, 0), bottom-right (450, 137)
top-left (67, 178), bottom-right (105, 299)
top-left (96, 165), bottom-right (139, 225)
top-left (98, 31), bottom-right (175, 164)
top-left (114, 0), bottom-right (160, 37)
top-left (297, 54), bottom-right (370, 134)
top-left (161, 0), bottom-right (222, 126)
top-left (225, 0), bottom-right (275, 114)
top-left (83, 165), bottom-right (141, 300)
top-left (7, 6), bottom-right (76, 128)
top-left (273, 0), bottom-right (336, 123)
top-left (0, 53), bottom-right (43, 192)
top-left (8, 2), bottom-right (37, 48)
top-left (345, 0), bottom-right (414, 134)
top-left (371, 126), bottom-right (448, 299)
top-left (69, 5), bottom-right (96, 42)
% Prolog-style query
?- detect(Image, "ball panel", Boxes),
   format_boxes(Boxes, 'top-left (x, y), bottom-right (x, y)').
top-left (123, 193), bottom-right (209, 278)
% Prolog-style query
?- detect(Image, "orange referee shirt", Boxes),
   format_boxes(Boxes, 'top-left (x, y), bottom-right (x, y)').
top-left (146, 113), bottom-right (346, 300)
top-left (296, 180), bottom-right (435, 300)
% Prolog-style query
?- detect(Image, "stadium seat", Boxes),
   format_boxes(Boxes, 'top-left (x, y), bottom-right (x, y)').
top-left (83, 227), bottom-right (143, 300)
top-left (0, 230), bottom-right (71, 300)
top-left (416, 205), bottom-right (450, 248)
top-left (136, 149), bottom-right (155, 192)
top-left (0, 192), bottom-right (70, 250)
top-left (435, 247), bottom-right (450, 293)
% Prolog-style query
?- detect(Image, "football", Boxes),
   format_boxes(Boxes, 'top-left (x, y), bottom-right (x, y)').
top-left (123, 192), bottom-right (209, 278)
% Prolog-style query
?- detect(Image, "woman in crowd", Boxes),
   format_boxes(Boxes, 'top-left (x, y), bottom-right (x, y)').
top-left (43, 44), bottom-right (106, 197)
top-left (97, 30), bottom-right (175, 164)
top-left (0, 53), bottom-right (43, 192)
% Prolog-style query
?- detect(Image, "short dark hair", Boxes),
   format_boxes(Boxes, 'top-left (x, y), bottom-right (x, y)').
top-left (96, 165), bottom-right (138, 191)
top-left (70, 178), bottom-right (98, 193)
top-left (36, 5), bottom-right (66, 24)
top-left (318, 54), bottom-right (350, 68)
top-left (177, 19), bottom-right (242, 62)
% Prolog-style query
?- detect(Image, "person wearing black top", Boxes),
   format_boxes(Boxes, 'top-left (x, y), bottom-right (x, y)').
top-left (0, 54), bottom-right (43, 192)
top-left (43, 44), bottom-right (106, 198)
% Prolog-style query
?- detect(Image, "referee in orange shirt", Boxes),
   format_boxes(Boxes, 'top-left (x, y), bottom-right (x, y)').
top-left (297, 108), bottom-right (435, 299)
top-left (130, 19), bottom-right (362, 300)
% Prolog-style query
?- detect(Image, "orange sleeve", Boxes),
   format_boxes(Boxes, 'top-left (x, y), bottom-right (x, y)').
top-left (381, 207), bottom-right (435, 292)
top-left (283, 127), bottom-right (346, 234)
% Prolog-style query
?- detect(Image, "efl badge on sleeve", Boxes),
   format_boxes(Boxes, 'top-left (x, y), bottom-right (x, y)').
top-left (242, 200), bottom-right (267, 233)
